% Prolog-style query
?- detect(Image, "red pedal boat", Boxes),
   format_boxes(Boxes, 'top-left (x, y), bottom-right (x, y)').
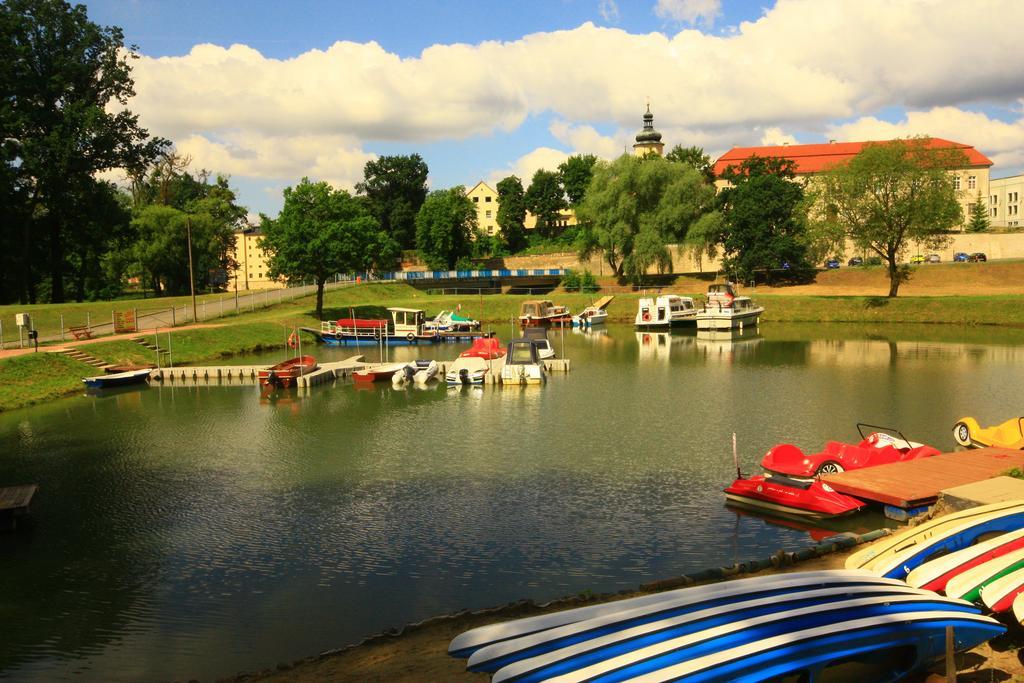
top-left (258, 355), bottom-right (318, 388)
top-left (724, 474), bottom-right (866, 519)
top-left (761, 423), bottom-right (940, 478)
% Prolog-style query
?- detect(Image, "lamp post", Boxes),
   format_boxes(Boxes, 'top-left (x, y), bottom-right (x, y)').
top-left (186, 216), bottom-right (198, 323)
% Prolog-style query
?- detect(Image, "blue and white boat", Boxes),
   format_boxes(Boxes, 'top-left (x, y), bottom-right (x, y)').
top-left (449, 570), bottom-right (903, 660)
top-left (82, 368), bottom-right (152, 389)
top-left (571, 306), bottom-right (608, 328)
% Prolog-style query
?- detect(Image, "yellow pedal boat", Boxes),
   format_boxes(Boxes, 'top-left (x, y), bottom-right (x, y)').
top-left (953, 416), bottom-right (1024, 449)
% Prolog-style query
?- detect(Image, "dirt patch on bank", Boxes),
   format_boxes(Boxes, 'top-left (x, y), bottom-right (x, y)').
top-left (224, 541), bottom-right (1024, 682)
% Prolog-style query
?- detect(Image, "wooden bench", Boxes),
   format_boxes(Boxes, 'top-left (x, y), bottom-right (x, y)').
top-left (69, 325), bottom-right (92, 340)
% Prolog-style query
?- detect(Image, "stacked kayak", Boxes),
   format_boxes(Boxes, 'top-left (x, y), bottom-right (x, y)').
top-left (449, 570), bottom-right (1003, 682)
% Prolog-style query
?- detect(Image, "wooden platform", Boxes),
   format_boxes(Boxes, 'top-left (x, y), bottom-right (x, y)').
top-left (0, 484), bottom-right (38, 531)
top-left (821, 448), bottom-right (1024, 508)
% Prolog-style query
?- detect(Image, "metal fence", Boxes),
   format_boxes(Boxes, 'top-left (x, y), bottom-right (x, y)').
top-left (0, 279), bottom-right (355, 350)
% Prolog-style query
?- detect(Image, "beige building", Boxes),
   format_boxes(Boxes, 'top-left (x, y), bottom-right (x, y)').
top-left (229, 228), bottom-right (285, 290)
top-left (990, 175), bottom-right (1023, 229)
top-left (465, 181), bottom-right (577, 236)
top-left (712, 138), bottom-right (994, 231)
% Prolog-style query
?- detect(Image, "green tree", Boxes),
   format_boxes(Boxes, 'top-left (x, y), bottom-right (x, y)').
top-left (261, 178), bottom-right (395, 320)
top-left (415, 187), bottom-right (476, 269)
top-left (1, 0), bottom-right (167, 303)
top-left (356, 154), bottom-right (429, 250)
top-left (576, 155), bottom-right (716, 282)
top-left (496, 175), bottom-right (528, 252)
top-left (808, 138), bottom-right (964, 297)
top-left (966, 194), bottom-right (991, 233)
top-left (557, 154), bottom-right (598, 207)
top-left (716, 156), bottom-right (811, 282)
top-left (665, 145), bottom-right (715, 183)
top-left (524, 169), bottom-right (567, 238)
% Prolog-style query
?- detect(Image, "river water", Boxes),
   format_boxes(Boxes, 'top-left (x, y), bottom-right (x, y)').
top-left (1, 322), bottom-right (1023, 681)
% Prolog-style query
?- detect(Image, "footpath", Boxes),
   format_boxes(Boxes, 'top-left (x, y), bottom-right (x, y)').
top-left (0, 323), bottom-right (224, 360)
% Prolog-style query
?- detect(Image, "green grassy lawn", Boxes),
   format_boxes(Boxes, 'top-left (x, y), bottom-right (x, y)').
top-left (0, 287), bottom-right (284, 346)
top-left (0, 353), bottom-right (96, 412)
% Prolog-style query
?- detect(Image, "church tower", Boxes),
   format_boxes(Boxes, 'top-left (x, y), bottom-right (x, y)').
top-left (633, 104), bottom-right (664, 157)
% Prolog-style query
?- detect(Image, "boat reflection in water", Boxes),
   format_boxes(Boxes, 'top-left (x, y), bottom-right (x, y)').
top-left (694, 328), bottom-right (763, 363)
top-left (635, 330), bottom-right (696, 363)
top-left (727, 505), bottom-right (895, 544)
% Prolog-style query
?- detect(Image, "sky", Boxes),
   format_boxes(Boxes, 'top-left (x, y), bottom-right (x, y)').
top-left (87, 0), bottom-right (1024, 219)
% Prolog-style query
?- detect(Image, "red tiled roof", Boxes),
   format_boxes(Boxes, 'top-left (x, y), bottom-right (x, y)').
top-left (712, 137), bottom-right (993, 178)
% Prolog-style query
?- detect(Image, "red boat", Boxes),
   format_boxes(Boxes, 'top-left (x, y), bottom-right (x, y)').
top-left (459, 337), bottom-right (505, 360)
top-left (258, 356), bottom-right (318, 388)
top-left (761, 424), bottom-right (940, 478)
top-left (353, 362), bottom-right (407, 383)
top-left (724, 475), bottom-right (866, 519)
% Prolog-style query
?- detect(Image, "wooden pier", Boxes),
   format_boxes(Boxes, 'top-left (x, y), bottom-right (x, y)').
top-left (0, 484), bottom-right (38, 531)
top-left (821, 447), bottom-right (1024, 508)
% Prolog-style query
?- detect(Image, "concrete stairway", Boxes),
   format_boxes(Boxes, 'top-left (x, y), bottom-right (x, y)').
top-left (61, 348), bottom-right (112, 370)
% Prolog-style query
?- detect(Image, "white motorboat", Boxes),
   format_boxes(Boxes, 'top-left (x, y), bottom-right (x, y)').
top-left (571, 306), bottom-right (608, 327)
top-left (634, 295), bottom-right (698, 328)
top-left (522, 327), bottom-right (556, 360)
top-left (696, 283), bottom-right (764, 330)
top-left (446, 356), bottom-right (492, 385)
top-left (500, 338), bottom-right (546, 385)
top-left (392, 359), bottom-right (439, 386)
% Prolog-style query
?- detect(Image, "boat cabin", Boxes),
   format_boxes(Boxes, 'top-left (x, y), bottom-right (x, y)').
top-left (506, 338), bottom-right (543, 365)
top-left (388, 307), bottom-right (426, 337)
top-left (519, 300), bottom-right (568, 319)
top-left (707, 283), bottom-right (737, 304)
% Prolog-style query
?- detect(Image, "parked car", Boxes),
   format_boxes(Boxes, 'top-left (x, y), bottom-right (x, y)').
top-left (969, 252), bottom-right (988, 262)
top-left (953, 252), bottom-right (969, 262)
top-left (925, 254), bottom-right (941, 263)
top-left (909, 254), bottom-right (925, 264)
top-left (847, 256), bottom-right (864, 266)
top-left (824, 258), bottom-right (840, 269)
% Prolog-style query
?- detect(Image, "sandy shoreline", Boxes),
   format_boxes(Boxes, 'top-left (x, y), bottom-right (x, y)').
top-left (218, 530), bottom-right (1024, 682)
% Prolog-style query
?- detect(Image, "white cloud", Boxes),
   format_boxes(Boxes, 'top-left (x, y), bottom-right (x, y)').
top-left (599, 0), bottom-right (620, 23)
top-left (122, 0), bottom-right (1024, 202)
top-left (486, 147), bottom-right (570, 187)
top-left (759, 127), bottom-right (798, 147)
top-left (654, 0), bottom-right (721, 26)
top-left (826, 107), bottom-right (1024, 169)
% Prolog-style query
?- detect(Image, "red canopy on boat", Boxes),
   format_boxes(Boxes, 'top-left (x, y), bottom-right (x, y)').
top-left (335, 318), bottom-right (387, 329)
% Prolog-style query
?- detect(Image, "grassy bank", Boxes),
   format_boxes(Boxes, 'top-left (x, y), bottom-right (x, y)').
top-left (3, 282), bottom-right (1024, 413)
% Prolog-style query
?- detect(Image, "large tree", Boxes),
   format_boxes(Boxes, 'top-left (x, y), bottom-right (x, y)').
top-left (716, 156), bottom-right (812, 282)
top-left (808, 138), bottom-right (964, 297)
top-left (576, 155), bottom-right (716, 282)
top-left (557, 154), bottom-right (598, 207)
top-left (496, 175), bottom-right (528, 252)
top-left (415, 187), bottom-right (476, 269)
top-left (665, 145), bottom-right (715, 184)
top-left (261, 178), bottom-right (395, 320)
top-left (1, 0), bottom-right (166, 303)
top-left (356, 154), bottom-right (429, 250)
top-left (524, 169), bottom-right (567, 238)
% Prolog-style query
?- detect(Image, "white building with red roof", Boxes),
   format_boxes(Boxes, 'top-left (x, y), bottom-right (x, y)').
top-left (713, 138), bottom-right (993, 231)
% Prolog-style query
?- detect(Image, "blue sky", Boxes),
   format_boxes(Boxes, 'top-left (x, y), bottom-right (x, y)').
top-left (86, 0), bottom-right (1024, 218)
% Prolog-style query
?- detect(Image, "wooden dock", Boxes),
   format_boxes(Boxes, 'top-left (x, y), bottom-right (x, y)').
top-left (0, 484), bottom-right (38, 531)
top-left (821, 448), bottom-right (1024, 508)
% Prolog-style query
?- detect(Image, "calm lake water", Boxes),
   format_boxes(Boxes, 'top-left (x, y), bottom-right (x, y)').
top-left (2, 322), bottom-right (1023, 681)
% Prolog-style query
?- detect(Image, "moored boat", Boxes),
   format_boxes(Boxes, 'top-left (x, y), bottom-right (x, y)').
top-left (258, 356), bottom-right (318, 388)
top-left (695, 282), bottom-right (764, 331)
top-left (634, 294), bottom-right (697, 328)
top-left (422, 310), bottom-right (481, 333)
top-left (83, 368), bottom-right (153, 389)
top-left (445, 356), bottom-right (490, 385)
top-left (500, 338), bottom-right (546, 385)
top-left (392, 359), bottom-right (439, 386)
top-left (571, 306), bottom-right (607, 327)
top-left (522, 327), bottom-right (555, 360)
top-left (724, 474), bottom-right (866, 519)
top-left (459, 337), bottom-right (505, 360)
top-left (518, 299), bottom-right (571, 327)
top-left (353, 362), bottom-right (407, 383)
top-left (953, 415), bottom-right (1024, 449)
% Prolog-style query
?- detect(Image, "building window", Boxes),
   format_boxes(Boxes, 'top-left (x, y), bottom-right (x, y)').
top-left (485, 196), bottom-right (492, 202)
top-left (991, 195), bottom-right (997, 204)
top-left (968, 175), bottom-right (976, 189)
top-left (472, 196), bottom-right (478, 203)
top-left (485, 210), bottom-right (492, 218)
top-left (992, 208), bottom-right (998, 217)
top-left (954, 176), bottom-right (961, 190)
top-left (249, 273), bottom-right (254, 278)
